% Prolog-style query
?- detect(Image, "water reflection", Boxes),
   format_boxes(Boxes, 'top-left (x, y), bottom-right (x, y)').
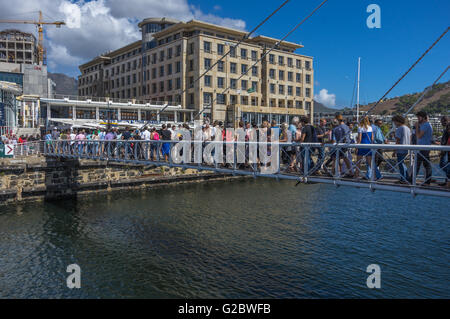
top-left (0, 179), bottom-right (449, 298)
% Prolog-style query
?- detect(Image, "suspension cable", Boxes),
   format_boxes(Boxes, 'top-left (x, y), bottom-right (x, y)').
top-left (402, 65), bottom-right (449, 117)
top-left (363, 26), bottom-right (449, 117)
top-left (141, 0), bottom-right (291, 129)
top-left (193, 0), bottom-right (330, 120)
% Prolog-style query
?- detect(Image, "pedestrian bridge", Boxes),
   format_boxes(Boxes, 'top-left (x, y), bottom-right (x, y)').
top-left (43, 139), bottom-right (450, 198)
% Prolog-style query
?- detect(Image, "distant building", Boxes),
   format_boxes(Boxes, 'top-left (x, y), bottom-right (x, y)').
top-left (78, 18), bottom-right (314, 126)
top-left (0, 29), bottom-right (38, 65)
top-left (0, 29), bottom-right (52, 135)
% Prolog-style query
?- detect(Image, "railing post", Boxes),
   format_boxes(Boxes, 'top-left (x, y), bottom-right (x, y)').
top-left (304, 146), bottom-right (309, 177)
top-left (412, 150), bottom-right (418, 186)
top-left (370, 149), bottom-right (376, 182)
top-left (334, 146), bottom-right (340, 178)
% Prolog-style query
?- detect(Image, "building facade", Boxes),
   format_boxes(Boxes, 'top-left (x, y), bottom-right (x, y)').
top-left (78, 18), bottom-right (314, 126)
top-left (0, 29), bottom-right (38, 65)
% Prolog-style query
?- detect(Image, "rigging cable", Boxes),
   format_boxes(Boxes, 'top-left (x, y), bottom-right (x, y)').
top-left (140, 0), bottom-right (292, 129)
top-left (363, 26), bottom-right (449, 117)
top-left (193, 0), bottom-right (330, 120)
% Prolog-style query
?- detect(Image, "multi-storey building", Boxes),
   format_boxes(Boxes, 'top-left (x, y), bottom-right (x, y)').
top-left (0, 29), bottom-right (38, 65)
top-left (78, 18), bottom-right (314, 126)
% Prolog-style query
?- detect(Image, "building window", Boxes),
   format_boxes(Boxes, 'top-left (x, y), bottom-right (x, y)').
top-left (269, 69), bottom-right (275, 79)
top-left (189, 60), bottom-right (194, 71)
top-left (217, 77), bottom-right (224, 88)
top-left (278, 56), bottom-right (284, 66)
top-left (296, 59), bottom-right (301, 69)
top-left (230, 62), bottom-right (237, 74)
top-left (176, 61), bottom-right (181, 73)
top-left (204, 41), bottom-right (211, 53)
top-left (279, 85), bottom-right (284, 95)
top-left (230, 78), bottom-right (237, 89)
top-left (168, 48), bottom-right (173, 59)
top-left (189, 43), bottom-right (194, 55)
top-left (230, 46), bottom-right (236, 57)
top-left (204, 75), bottom-right (212, 87)
top-left (218, 60), bottom-right (224, 72)
top-left (288, 86), bottom-right (293, 96)
top-left (296, 73), bottom-right (301, 83)
top-left (176, 78), bottom-right (181, 89)
top-left (160, 81), bottom-right (164, 92)
top-left (217, 93), bottom-right (226, 104)
top-left (306, 74), bottom-right (311, 84)
top-left (217, 43), bottom-right (224, 55)
top-left (241, 80), bottom-right (248, 90)
top-left (240, 48), bottom-right (247, 59)
top-left (251, 50), bottom-right (257, 61)
top-left (159, 66), bottom-right (164, 77)
top-left (176, 45), bottom-right (181, 57)
top-left (252, 66), bottom-right (258, 76)
top-left (203, 92), bottom-right (212, 106)
top-left (152, 68), bottom-right (156, 78)
top-left (288, 72), bottom-right (293, 82)
top-left (168, 79), bottom-right (173, 91)
top-left (269, 54), bottom-right (275, 64)
top-left (305, 61), bottom-right (311, 70)
top-left (287, 58), bottom-right (293, 67)
top-left (241, 64), bottom-right (247, 75)
top-left (204, 58), bottom-right (211, 69)
top-left (305, 88), bottom-right (311, 97)
top-left (296, 87), bottom-right (301, 96)
top-left (251, 81), bottom-right (257, 92)
top-left (270, 83), bottom-right (275, 94)
top-left (168, 64), bottom-right (172, 75)
top-left (279, 70), bottom-right (284, 81)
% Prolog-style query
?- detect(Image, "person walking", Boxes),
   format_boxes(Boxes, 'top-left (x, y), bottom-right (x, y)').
top-left (413, 111), bottom-right (433, 185)
top-left (393, 115), bottom-right (411, 183)
top-left (355, 116), bottom-right (381, 180)
top-left (438, 116), bottom-right (449, 186)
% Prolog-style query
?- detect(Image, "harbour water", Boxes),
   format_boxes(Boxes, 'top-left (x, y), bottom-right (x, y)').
top-left (0, 179), bottom-right (449, 298)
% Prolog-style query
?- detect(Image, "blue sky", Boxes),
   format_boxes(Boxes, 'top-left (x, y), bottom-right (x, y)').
top-left (196, 0), bottom-right (450, 107)
top-left (3, 0), bottom-right (448, 108)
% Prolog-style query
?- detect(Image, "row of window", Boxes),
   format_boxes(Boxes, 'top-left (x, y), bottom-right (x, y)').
top-left (202, 76), bottom-right (259, 91)
top-left (268, 53), bottom-right (311, 69)
top-left (269, 84), bottom-right (311, 97)
top-left (269, 69), bottom-right (311, 83)
top-left (202, 41), bottom-right (260, 61)
top-left (145, 44), bottom-right (182, 65)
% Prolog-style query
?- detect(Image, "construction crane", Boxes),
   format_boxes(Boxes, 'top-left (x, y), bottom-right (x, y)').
top-left (0, 10), bottom-right (65, 65)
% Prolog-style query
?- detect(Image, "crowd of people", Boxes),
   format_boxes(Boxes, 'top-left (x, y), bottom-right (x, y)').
top-left (0, 133), bottom-right (41, 145)
top-left (38, 111), bottom-right (450, 188)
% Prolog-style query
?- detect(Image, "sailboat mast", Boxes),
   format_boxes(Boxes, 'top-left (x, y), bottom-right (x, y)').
top-left (356, 57), bottom-right (361, 123)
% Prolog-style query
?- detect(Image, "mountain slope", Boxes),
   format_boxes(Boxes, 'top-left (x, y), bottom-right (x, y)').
top-left (359, 81), bottom-right (450, 115)
top-left (48, 72), bottom-right (78, 96)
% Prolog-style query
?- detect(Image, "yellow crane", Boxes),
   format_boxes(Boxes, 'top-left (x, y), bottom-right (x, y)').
top-left (0, 10), bottom-right (65, 65)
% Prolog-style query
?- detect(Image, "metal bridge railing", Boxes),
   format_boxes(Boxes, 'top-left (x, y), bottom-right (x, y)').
top-left (43, 139), bottom-right (450, 198)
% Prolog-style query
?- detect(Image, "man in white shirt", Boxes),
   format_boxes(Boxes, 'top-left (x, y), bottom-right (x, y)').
top-left (141, 127), bottom-right (151, 140)
top-left (393, 115), bottom-right (411, 183)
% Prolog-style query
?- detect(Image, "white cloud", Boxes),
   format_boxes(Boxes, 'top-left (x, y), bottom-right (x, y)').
top-left (314, 89), bottom-right (336, 107)
top-left (59, 1), bottom-right (81, 28)
top-left (0, 0), bottom-right (246, 74)
top-left (47, 43), bottom-right (82, 70)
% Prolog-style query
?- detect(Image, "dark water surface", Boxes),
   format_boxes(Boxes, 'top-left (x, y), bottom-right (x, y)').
top-left (0, 179), bottom-right (449, 298)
